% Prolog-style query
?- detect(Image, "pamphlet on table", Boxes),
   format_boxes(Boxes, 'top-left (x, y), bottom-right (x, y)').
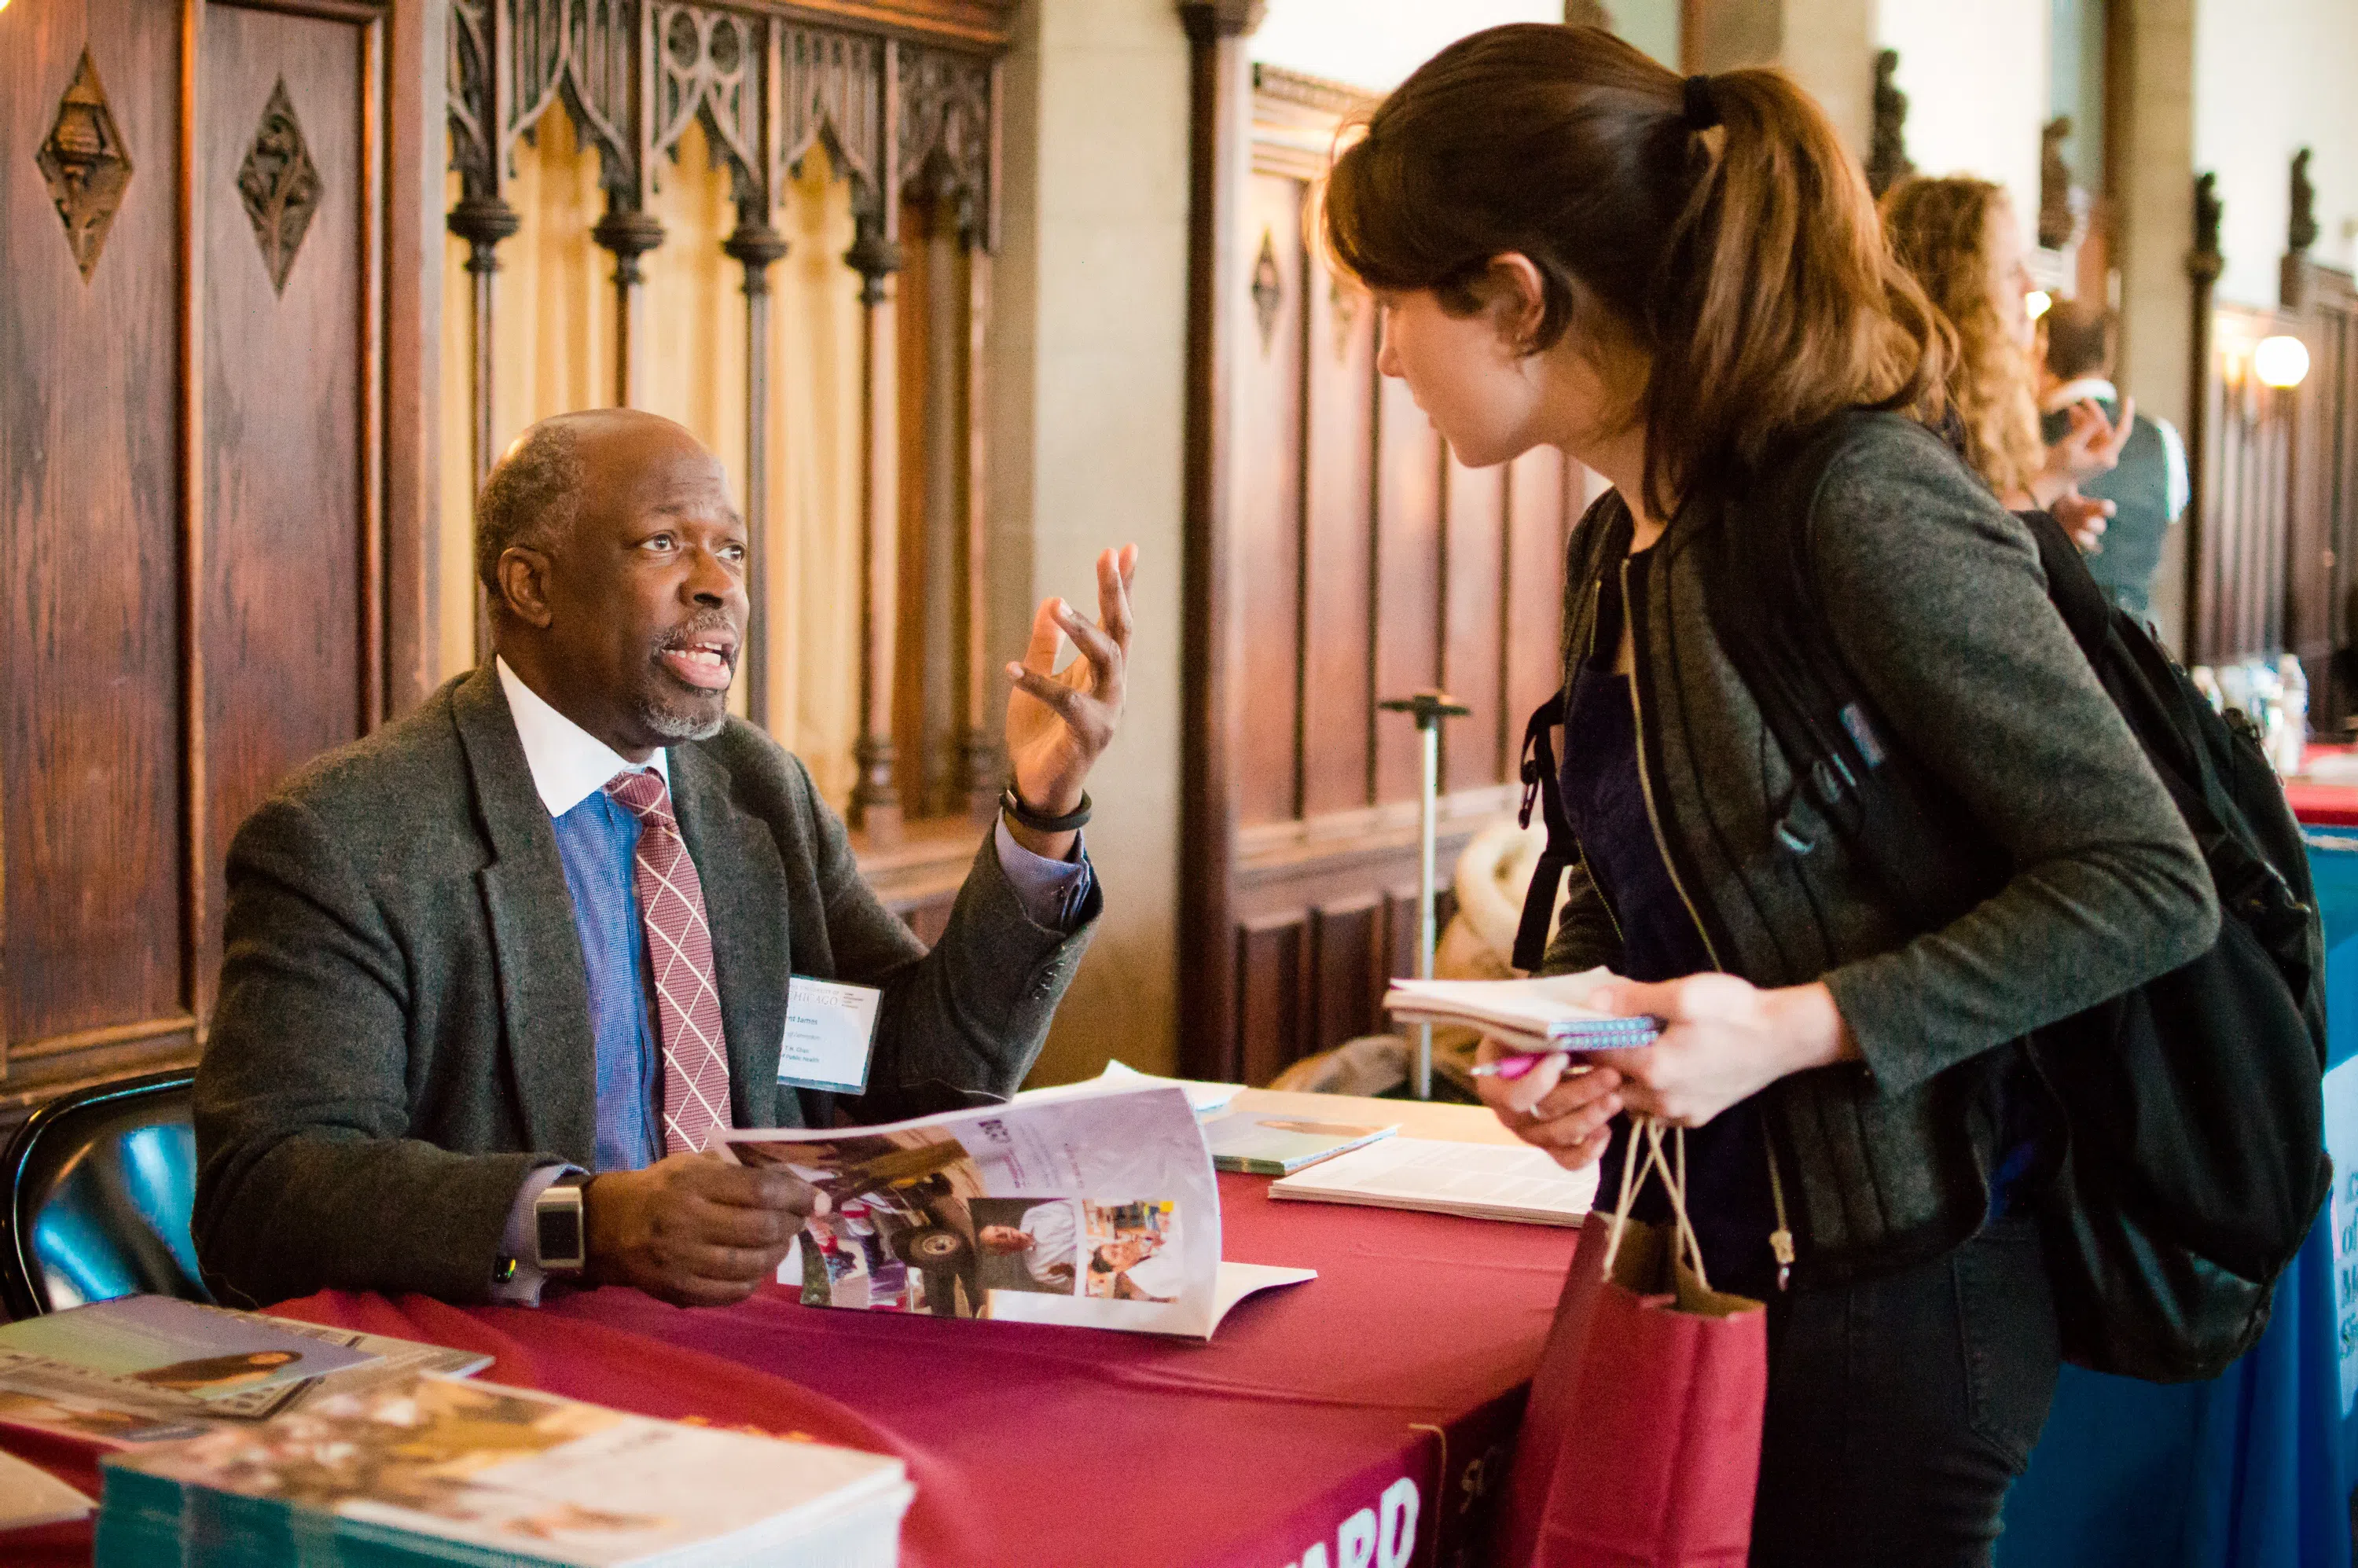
top-left (0, 1295), bottom-right (491, 1447)
top-left (1269, 1137), bottom-right (1599, 1226)
top-left (94, 1374), bottom-right (910, 1568)
top-left (1385, 967), bottom-right (1661, 1053)
top-left (0, 1448), bottom-right (93, 1530)
top-left (1201, 1109), bottom-right (1397, 1174)
top-left (721, 1081), bottom-right (1313, 1339)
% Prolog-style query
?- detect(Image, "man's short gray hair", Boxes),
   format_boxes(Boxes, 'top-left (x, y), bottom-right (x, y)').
top-left (475, 420), bottom-right (586, 598)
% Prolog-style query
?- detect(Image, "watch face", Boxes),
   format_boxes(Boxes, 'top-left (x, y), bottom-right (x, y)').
top-left (536, 1192), bottom-right (586, 1271)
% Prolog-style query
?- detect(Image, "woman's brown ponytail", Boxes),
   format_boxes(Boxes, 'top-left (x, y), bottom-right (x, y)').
top-left (1324, 24), bottom-right (1952, 519)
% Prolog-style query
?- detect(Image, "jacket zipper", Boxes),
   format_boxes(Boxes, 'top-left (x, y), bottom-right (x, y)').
top-left (1566, 580), bottom-right (1628, 951)
top-left (1619, 553), bottom-right (1798, 1290)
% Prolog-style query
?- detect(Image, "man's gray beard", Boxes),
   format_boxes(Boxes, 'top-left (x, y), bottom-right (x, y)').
top-left (638, 696), bottom-right (727, 742)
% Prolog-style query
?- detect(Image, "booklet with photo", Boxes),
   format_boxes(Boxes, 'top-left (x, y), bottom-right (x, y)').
top-left (0, 1296), bottom-right (376, 1414)
top-left (721, 1082), bottom-right (1313, 1340)
top-left (96, 1375), bottom-right (912, 1568)
top-left (0, 1298), bottom-right (490, 1438)
top-left (1202, 1110), bottom-right (1397, 1175)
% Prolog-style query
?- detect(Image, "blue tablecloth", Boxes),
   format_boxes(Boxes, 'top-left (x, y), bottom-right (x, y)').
top-left (1997, 834), bottom-right (2358, 1568)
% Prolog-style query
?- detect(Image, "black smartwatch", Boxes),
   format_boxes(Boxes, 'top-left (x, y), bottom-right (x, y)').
top-left (533, 1170), bottom-right (593, 1276)
top-left (1000, 785), bottom-right (1092, 834)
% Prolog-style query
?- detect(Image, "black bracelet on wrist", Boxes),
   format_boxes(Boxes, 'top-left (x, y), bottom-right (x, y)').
top-left (1001, 785), bottom-right (1092, 834)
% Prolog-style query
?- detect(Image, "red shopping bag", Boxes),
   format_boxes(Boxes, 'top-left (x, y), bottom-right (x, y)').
top-left (1497, 1120), bottom-right (1768, 1568)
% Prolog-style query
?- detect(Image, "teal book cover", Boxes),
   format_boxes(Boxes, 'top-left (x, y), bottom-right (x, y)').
top-left (1203, 1114), bottom-right (1398, 1176)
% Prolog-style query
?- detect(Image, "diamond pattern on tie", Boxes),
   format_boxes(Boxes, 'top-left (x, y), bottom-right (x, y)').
top-left (604, 769), bottom-right (733, 1155)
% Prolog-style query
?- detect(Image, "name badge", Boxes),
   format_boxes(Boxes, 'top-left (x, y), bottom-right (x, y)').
top-left (778, 976), bottom-right (883, 1094)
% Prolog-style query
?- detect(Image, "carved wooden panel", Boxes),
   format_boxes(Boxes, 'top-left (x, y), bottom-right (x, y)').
top-left (2193, 304), bottom-right (2299, 665)
top-left (1236, 174), bottom-right (1306, 828)
top-left (1442, 457), bottom-right (1507, 792)
top-left (1236, 914), bottom-right (1306, 1088)
top-left (236, 79), bottom-right (323, 296)
top-left (653, 4), bottom-right (764, 205)
top-left (1372, 373), bottom-right (1445, 803)
top-left (1307, 898), bottom-right (1383, 1054)
top-left (778, 24), bottom-right (885, 206)
top-left (1181, 73), bottom-right (1587, 1081)
top-left (2, 5), bottom-right (189, 1064)
top-left (0, 0), bottom-right (415, 1124)
top-left (198, 6), bottom-right (373, 1011)
top-left (1301, 266), bottom-right (1377, 818)
top-left (35, 50), bottom-right (135, 280)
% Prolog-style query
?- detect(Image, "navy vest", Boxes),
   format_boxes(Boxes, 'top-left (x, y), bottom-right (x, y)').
top-left (2042, 399), bottom-right (2173, 618)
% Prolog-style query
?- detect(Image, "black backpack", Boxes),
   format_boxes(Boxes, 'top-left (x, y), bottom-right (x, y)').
top-left (1697, 413), bottom-right (2330, 1382)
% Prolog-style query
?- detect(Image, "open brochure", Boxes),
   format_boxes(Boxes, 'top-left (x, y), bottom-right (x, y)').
top-left (1385, 967), bottom-right (1662, 1052)
top-left (96, 1375), bottom-right (910, 1568)
top-left (720, 1082), bottom-right (1313, 1339)
top-left (1269, 1137), bottom-right (1599, 1226)
top-left (0, 1298), bottom-right (491, 1445)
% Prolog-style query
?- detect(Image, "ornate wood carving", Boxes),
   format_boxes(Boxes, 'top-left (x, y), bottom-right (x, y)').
top-left (36, 50), bottom-right (134, 281)
top-left (1251, 228), bottom-right (1282, 353)
top-left (239, 79), bottom-right (325, 295)
top-left (2037, 116), bottom-right (2074, 252)
top-left (1867, 47), bottom-right (1913, 200)
top-left (780, 26), bottom-right (886, 218)
top-left (898, 43), bottom-right (991, 238)
top-left (437, 0), bottom-right (1006, 824)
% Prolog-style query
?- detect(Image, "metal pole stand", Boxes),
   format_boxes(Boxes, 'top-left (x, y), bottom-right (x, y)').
top-left (1378, 690), bottom-right (1471, 1099)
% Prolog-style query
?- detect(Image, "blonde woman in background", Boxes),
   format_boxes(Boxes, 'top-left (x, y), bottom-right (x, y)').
top-left (1882, 175), bottom-right (2128, 543)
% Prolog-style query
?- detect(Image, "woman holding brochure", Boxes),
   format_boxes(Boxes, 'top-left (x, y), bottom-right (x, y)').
top-left (1320, 25), bottom-right (2216, 1567)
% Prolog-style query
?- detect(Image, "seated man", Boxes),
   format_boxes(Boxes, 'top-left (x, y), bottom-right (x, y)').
top-left (195, 409), bottom-right (1133, 1310)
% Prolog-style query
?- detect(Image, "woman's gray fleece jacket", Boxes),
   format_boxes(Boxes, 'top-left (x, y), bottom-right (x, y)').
top-left (1541, 413), bottom-right (2220, 1283)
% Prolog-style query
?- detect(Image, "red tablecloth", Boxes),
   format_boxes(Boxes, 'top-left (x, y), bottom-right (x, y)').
top-left (2286, 779), bottom-right (2358, 826)
top-left (5, 1173), bottom-right (1576, 1567)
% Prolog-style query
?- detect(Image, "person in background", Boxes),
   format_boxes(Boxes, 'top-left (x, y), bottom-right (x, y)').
top-left (1881, 174), bottom-right (2128, 548)
top-left (1324, 24), bottom-right (2216, 1566)
top-left (2040, 299), bottom-right (2189, 619)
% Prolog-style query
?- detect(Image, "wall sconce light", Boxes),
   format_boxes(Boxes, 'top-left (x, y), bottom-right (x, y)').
top-left (2026, 290), bottom-right (2053, 321)
top-left (2255, 335), bottom-right (2311, 389)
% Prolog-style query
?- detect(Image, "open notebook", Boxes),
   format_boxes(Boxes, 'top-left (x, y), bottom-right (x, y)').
top-left (1268, 1137), bottom-right (1598, 1226)
top-left (1384, 968), bottom-right (1661, 1053)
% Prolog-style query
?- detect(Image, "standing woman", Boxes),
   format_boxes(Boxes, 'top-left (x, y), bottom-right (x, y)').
top-left (1881, 173), bottom-right (2133, 523)
top-left (1321, 25), bottom-right (2217, 1568)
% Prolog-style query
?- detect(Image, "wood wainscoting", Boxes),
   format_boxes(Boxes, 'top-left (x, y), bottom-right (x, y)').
top-left (2, 0), bottom-right (438, 1123)
top-left (0, 0), bottom-right (1015, 1131)
top-left (1177, 46), bottom-right (1594, 1085)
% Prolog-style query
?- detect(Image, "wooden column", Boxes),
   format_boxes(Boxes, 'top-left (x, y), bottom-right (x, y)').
top-left (1176, 0), bottom-right (1264, 1081)
top-left (849, 126), bottom-right (905, 843)
top-left (957, 238), bottom-right (1000, 821)
top-left (2184, 171), bottom-right (2223, 664)
top-left (725, 217), bottom-right (788, 731)
top-left (448, 197), bottom-right (519, 487)
top-left (593, 203), bottom-right (665, 409)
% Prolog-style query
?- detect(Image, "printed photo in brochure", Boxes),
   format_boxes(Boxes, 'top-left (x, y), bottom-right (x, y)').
top-left (1082, 1200), bottom-right (1182, 1302)
top-left (968, 1198), bottom-right (1083, 1298)
top-left (735, 1129), bottom-right (992, 1318)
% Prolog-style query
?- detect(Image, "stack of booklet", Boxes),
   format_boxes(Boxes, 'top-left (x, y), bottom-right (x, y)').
top-left (93, 1374), bottom-right (913, 1567)
top-left (1384, 968), bottom-right (1661, 1054)
top-left (0, 1294), bottom-right (490, 1447)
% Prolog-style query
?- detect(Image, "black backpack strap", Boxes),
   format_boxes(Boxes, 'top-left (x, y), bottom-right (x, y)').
top-left (1512, 691), bottom-right (1572, 972)
top-left (1706, 414), bottom-right (2002, 931)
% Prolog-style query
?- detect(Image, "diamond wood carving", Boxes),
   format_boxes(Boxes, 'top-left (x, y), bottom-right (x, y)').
top-left (239, 80), bottom-right (324, 295)
top-left (1251, 228), bottom-right (1283, 354)
top-left (36, 50), bottom-right (134, 281)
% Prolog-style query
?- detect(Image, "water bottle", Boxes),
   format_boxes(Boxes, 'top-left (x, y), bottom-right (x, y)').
top-left (2275, 654), bottom-right (2309, 776)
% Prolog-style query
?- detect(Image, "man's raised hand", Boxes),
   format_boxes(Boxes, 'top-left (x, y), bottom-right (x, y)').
top-left (1001, 545), bottom-right (1137, 860)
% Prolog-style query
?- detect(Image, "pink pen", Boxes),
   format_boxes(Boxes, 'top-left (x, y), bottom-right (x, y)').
top-left (1469, 1051), bottom-right (1582, 1081)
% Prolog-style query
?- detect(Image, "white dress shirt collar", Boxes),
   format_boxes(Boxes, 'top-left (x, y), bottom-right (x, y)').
top-left (494, 656), bottom-right (668, 818)
top-left (2041, 376), bottom-right (2120, 414)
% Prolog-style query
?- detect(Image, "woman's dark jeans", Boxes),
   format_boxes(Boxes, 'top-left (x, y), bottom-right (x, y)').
top-left (1749, 1215), bottom-right (2062, 1567)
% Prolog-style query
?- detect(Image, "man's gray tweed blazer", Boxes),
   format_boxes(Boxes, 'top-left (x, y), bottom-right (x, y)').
top-left (194, 663), bottom-right (1097, 1308)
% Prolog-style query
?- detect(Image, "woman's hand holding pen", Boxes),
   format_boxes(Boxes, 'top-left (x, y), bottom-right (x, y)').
top-left (1472, 1038), bottom-right (1622, 1172)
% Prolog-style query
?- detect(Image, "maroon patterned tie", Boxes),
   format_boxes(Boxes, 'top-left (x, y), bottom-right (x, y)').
top-left (604, 769), bottom-right (733, 1156)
